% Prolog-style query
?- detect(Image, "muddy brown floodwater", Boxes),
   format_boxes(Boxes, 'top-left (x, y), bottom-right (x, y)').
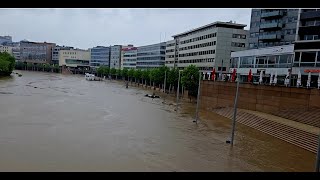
top-left (0, 70), bottom-right (316, 171)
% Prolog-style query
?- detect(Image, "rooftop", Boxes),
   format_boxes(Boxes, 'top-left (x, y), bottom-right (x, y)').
top-left (172, 21), bottom-right (247, 38)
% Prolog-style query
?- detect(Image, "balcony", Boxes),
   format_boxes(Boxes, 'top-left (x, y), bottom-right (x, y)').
top-left (259, 34), bottom-right (281, 41)
top-left (261, 11), bottom-right (283, 18)
top-left (260, 22), bottom-right (283, 29)
top-left (300, 10), bottom-right (320, 20)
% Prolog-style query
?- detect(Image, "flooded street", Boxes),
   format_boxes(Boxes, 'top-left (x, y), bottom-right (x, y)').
top-left (0, 71), bottom-right (316, 171)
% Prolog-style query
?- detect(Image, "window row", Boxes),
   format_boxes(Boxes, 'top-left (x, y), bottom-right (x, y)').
top-left (180, 33), bottom-right (217, 44)
top-left (294, 51), bottom-right (320, 67)
top-left (63, 52), bottom-right (76, 55)
top-left (123, 59), bottom-right (136, 62)
top-left (232, 34), bottom-right (246, 39)
top-left (166, 43), bottom-right (175, 47)
top-left (124, 54), bottom-right (137, 57)
top-left (166, 49), bottom-right (175, 53)
top-left (179, 41), bottom-right (216, 51)
top-left (302, 20), bottom-right (320, 27)
top-left (249, 41), bottom-right (292, 48)
top-left (179, 58), bottom-right (215, 64)
top-left (178, 50), bottom-right (215, 57)
top-left (303, 35), bottom-right (319, 40)
top-left (136, 62), bottom-right (165, 65)
top-left (138, 46), bottom-right (166, 52)
top-left (166, 55), bottom-right (175, 58)
top-left (231, 54), bottom-right (293, 68)
top-left (137, 51), bottom-right (165, 56)
top-left (231, 42), bottom-right (246, 48)
top-left (137, 56), bottom-right (166, 61)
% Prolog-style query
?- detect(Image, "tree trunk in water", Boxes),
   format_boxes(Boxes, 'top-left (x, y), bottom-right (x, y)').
top-left (169, 84), bottom-right (172, 94)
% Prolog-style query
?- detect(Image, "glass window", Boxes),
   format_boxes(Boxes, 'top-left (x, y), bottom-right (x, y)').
top-left (304, 35), bottom-right (313, 40)
top-left (256, 56), bottom-right (267, 68)
top-left (301, 51), bottom-right (316, 63)
top-left (294, 52), bottom-right (300, 62)
top-left (239, 56), bottom-right (254, 68)
top-left (267, 56), bottom-right (278, 68)
top-left (317, 51), bottom-right (320, 62)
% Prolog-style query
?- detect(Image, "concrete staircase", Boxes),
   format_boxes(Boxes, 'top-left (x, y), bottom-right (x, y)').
top-left (212, 107), bottom-right (320, 153)
top-left (271, 108), bottom-right (320, 128)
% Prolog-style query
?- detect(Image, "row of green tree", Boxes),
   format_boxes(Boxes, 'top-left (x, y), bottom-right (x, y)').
top-left (0, 52), bottom-right (15, 76)
top-left (15, 61), bottom-right (60, 73)
top-left (96, 65), bottom-right (200, 97)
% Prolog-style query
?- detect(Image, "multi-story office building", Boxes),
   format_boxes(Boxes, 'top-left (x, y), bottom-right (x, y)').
top-left (292, 9), bottom-right (320, 87)
top-left (20, 40), bottom-right (56, 64)
top-left (0, 36), bottom-right (12, 45)
top-left (122, 46), bottom-right (137, 69)
top-left (90, 46), bottom-right (110, 68)
top-left (166, 21), bottom-right (248, 72)
top-left (249, 9), bottom-right (299, 49)
top-left (58, 48), bottom-right (90, 69)
top-left (136, 42), bottom-right (166, 69)
top-left (110, 45), bottom-right (122, 69)
top-left (52, 45), bottom-right (74, 65)
top-left (0, 45), bottom-right (13, 55)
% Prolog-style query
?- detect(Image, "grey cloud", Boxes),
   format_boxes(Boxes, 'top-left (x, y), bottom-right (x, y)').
top-left (0, 8), bottom-right (251, 49)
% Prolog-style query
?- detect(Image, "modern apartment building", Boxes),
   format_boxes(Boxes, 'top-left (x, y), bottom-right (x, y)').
top-left (20, 40), bottom-right (56, 64)
top-left (58, 48), bottom-right (90, 69)
top-left (110, 45), bottom-right (122, 69)
top-left (0, 36), bottom-right (12, 45)
top-left (121, 46), bottom-right (137, 69)
top-left (52, 45), bottom-right (74, 65)
top-left (136, 42), bottom-right (166, 69)
top-left (166, 21), bottom-right (249, 72)
top-left (90, 46), bottom-right (110, 68)
top-left (292, 9), bottom-right (320, 87)
top-left (249, 9), bottom-right (299, 49)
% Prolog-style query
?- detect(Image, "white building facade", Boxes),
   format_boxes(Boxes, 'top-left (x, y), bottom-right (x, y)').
top-left (231, 45), bottom-right (294, 83)
top-left (166, 21), bottom-right (249, 73)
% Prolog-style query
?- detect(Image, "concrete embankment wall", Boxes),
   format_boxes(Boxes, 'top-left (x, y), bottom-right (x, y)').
top-left (200, 81), bottom-right (320, 128)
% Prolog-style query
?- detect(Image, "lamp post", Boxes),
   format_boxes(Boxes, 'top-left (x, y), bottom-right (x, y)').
top-left (316, 133), bottom-right (320, 172)
top-left (194, 71), bottom-right (202, 124)
top-left (227, 73), bottom-right (240, 145)
top-left (164, 70), bottom-right (167, 93)
top-left (176, 70), bottom-right (181, 111)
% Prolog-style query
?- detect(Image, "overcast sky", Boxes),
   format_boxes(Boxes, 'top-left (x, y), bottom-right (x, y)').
top-left (0, 8), bottom-right (251, 49)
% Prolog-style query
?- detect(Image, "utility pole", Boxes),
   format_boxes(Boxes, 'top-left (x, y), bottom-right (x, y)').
top-left (194, 71), bottom-right (202, 123)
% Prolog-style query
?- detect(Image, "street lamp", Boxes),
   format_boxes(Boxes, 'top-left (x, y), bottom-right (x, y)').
top-left (163, 70), bottom-right (167, 93)
top-left (226, 73), bottom-right (240, 145)
top-left (175, 70), bottom-right (182, 112)
top-left (193, 71), bottom-right (202, 124)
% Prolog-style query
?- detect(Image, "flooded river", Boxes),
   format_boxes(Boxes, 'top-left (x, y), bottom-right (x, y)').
top-left (0, 71), bottom-right (316, 171)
